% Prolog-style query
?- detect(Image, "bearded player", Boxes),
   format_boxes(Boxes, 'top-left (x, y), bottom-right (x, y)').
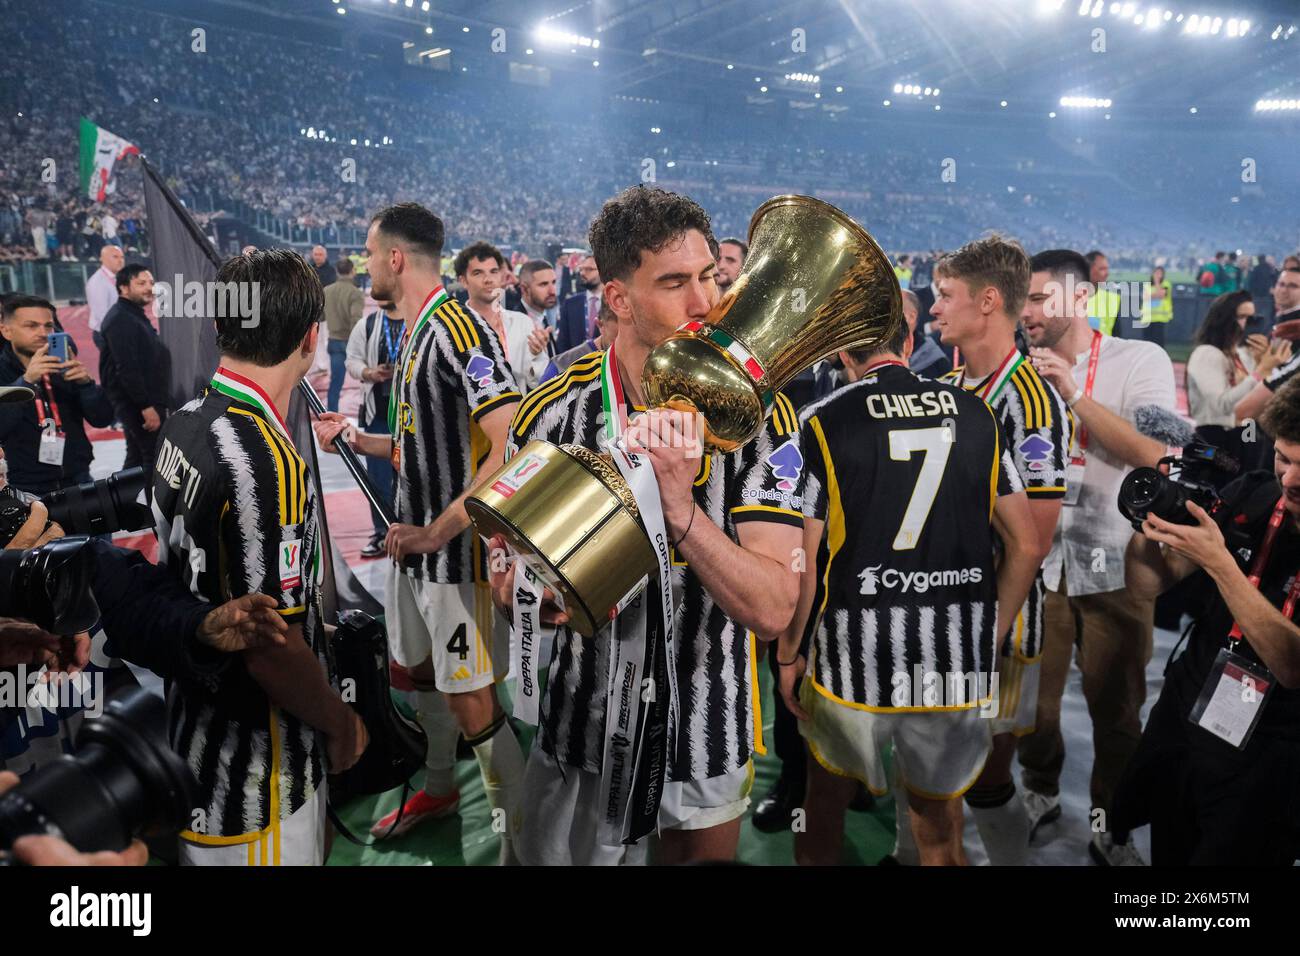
top-left (490, 186), bottom-right (803, 865)
top-left (932, 236), bottom-right (1071, 865)
top-left (314, 203), bottom-right (525, 861)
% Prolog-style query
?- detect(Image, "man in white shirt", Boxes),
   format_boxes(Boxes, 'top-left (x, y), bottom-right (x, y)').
top-left (1021, 249), bottom-right (1176, 866)
top-left (85, 244), bottom-right (124, 352)
top-left (454, 242), bottom-right (548, 394)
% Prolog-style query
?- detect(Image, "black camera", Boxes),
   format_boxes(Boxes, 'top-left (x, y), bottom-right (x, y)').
top-left (1118, 439), bottom-right (1240, 531)
top-left (0, 536), bottom-right (99, 635)
top-left (0, 688), bottom-right (196, 858)
top-left (0, 467), bottom-right (152, 542)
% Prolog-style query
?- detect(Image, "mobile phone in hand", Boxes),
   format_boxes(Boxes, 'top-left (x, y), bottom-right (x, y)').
top-left (46, 332), bottom-right (70, 363)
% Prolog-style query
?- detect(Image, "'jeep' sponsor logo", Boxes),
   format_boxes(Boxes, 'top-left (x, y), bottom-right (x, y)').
top-left (859, 565), bottom-right (983, 595)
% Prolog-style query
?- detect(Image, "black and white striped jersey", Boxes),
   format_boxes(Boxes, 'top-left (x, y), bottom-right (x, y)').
top-left (392, 288), bottom-right (521, 584)
top-left (152, 377), bottom-right (325, 839)
top-left (801, 362), bottom-right (1022, 711)
top-left (508, 350), bottom-right (803, 782)
top-left (942, 357), bottom-right (1072, 659)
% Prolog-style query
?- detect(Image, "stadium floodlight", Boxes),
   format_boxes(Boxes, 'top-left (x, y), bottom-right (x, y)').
top-left (893, 83), bottom-right (903, 93)
top-left (1121, 2), bottom-right (1134, 16)
top-left (1000, 99), bottom-right (1008, 107)
top-left (425, 26), bottom-right (432, 33)
top-left (463, 26), bottom-right (469, 32)
top-left (1091, 0), bottom-right (1103, 16)
top-left (1211, 17), bottom-right (1222, 34)
top-left (404, 0), bottom-right (412, 6)
top-left (1145, 9), bottom-right (1159, 28)
top-left (1049, 111), bottom-right (1057, 117)
top-left (1189, 106), bottom-right (1198, 113)
top-left (535, 25), bottom-right (599, 48)
top-left (337, 6), bottom-right (346, 13)
top-left (1077, 0), bottom-right (1090, 13)
top-left (836, 85), bottom-right (843, 92)
top-left (727, 64), bottom-right (734, 69)
top-left (760, 86), bottom-right (768, 92)
top-left (1164, 10), bottom-right (1172, 20)
top-left (666, 161), bottom-right (676, 168)
top-left (882, 99), bottom-right (891, 106)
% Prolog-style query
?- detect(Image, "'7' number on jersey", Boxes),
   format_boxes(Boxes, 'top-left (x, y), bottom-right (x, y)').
top-left (888, 426), bottom-right (952, 550)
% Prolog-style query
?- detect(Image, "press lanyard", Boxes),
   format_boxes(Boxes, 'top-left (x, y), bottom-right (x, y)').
top-left (1073, 331), bottom-right (1103, 459)
top-left (32, 376), bottom-right (64, 434)
top-left (387, 285), bottom-right (448, 434)
top-left (1226, 496), bottom-right (1300, 645)
top-left (381, 314), bottom-right (402, 365)
top-left (957, 347), bottom-right (1022, 404)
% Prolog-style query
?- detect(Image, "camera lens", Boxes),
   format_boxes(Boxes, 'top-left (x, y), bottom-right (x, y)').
top-left (0, 536), bottom-right (99, 635)
top-left (0, 688), bottom-right (196, 854)
top-left (42, 467), bottom-right (152, 537)
top-left (1118, 467), bottom-right (1192, 526)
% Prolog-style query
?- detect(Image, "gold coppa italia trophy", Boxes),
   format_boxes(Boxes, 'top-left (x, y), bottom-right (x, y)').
top-left (466, 195), bottom-right (903, 636)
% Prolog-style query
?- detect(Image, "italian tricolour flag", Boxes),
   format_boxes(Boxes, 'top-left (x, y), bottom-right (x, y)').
top-left (79, 118), bottom-right (139, 202)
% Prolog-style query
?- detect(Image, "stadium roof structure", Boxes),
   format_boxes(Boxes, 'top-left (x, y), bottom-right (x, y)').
top-left (124, 0), bottom-right (1300, 128)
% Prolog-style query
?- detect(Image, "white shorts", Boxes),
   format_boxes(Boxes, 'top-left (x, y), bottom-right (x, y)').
top-left (990, 652), bottom-right (1040, 737)
top-left (512, 739), bottom-right (753, 866)
top-left (799, 680), bottom-right (990, 800)
top-left (178, 786), bottom-right (326, 866)
top-left (385, 563), bottom-right (506, 692)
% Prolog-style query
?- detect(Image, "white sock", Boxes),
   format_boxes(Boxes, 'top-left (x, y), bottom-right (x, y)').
top-left (415, 689), bottom-right (458, 797)
top-left (969, 785), bottom-right (1030, 867)
top-left (468, 716), bottom-right (526, 865)
top-left (891, 762), bottom-right (920, 865)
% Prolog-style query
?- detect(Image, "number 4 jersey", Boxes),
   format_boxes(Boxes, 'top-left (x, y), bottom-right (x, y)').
top-left (800, 361), bottom-right (1023, 711)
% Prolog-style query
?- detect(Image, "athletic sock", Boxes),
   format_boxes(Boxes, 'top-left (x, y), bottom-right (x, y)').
top-left (466, 712), bottom-right (526, 865)
top-left (414, 688), bottom-right (459, 797)
top-left (967, 781), bottom-right (1029, 866)
top-left (891, 762), bottom-right (920, 866)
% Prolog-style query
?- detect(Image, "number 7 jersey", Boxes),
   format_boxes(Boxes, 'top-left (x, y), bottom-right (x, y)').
top-left (800, 362), bottom-right (1023, 711)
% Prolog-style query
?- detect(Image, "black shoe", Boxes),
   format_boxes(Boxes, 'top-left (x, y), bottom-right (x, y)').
top-left (751, 774), bottom-right (804, 833)
top-left (360, 537), bottom-right (385, 559)
top-left (848, 782), bottom-right (876, 813)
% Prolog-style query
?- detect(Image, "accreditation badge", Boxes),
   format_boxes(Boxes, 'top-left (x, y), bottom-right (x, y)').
top-left (38, 422), bottom-right (66, 466)
top-left (1062, 457), bottom-right (1085, 507)
top-left (1187, 647), bottom-right (1273, 750)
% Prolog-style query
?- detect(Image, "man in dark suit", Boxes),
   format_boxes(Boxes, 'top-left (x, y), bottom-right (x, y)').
top-left (555, 254), bottom-right (602, 354)
top-left (100, 264), bottom-right (170, 483)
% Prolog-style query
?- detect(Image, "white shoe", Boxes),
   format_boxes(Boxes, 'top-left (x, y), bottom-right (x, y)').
top-left (1089, 831), bottom-right (1147, 866)
top-left (1023, 790), bottom-right (1060, 840)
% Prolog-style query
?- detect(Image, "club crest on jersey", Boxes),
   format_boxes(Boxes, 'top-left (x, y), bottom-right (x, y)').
top-left (399, 402), bottom-right (415, 435)
top-left (1018, 433), bottom-right (1053, 471)
top-left (466, 353), bottom-right (496, 387)
top-left (767, 440), bottom-right (804, 492)
top-left (279, 536), bottom-right (302, 589)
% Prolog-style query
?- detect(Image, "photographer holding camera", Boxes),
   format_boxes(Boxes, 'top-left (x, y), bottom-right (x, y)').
top-left (0, 295), bottom-right (114, 496)
top-left (1114, 377), bottom-right (1300, 865)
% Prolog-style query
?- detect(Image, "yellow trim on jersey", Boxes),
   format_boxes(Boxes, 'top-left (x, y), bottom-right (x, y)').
top-left (276, 605), bottom-right (307, 617)
top-left (771, 393), bottom-right (798, 435)
top-left (748, 632), bottom-right (766, 757)
top-left (730, 503), bottom-right (803, 519)
top-left (808, 415), bottom-right (843, 627)
top-left (471, 390), bottom-right (522, 423)
top-left (443, 308), bottom-right (467, 352)
top-left (180, 828), bottom-right (267, 846)
top-left (1011, 363), bottom-right (1053, 429)
top-left (987, 402), bottom-right (1000, 519)
top-left (439, 300), bottom-right (482, 353)
top-left (1027, 485), bottom-right (1067, 494)
top-left (809, 674), bottom-right (990, 713)
top-left (512, 357), bottom-right (603, 436)
top-left (229, 407), bottom-right (307, 526)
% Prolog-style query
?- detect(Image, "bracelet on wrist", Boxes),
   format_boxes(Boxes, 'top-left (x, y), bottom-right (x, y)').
top-left (1065, 389), bottom-right (1082, 407)
top-left (671, 500), bottom-right (696, 549)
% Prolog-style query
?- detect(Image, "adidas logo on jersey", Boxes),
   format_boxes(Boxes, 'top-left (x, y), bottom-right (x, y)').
top-left (859, 565), bottom-right (983, 595)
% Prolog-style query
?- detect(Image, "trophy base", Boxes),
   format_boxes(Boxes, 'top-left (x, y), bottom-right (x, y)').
top-left (465, 441), bottom-right (659, 638)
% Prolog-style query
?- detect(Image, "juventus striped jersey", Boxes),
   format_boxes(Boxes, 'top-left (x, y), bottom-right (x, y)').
top-left (942, 355), bottom-right (1072, 659)
top-left (391, 288), bottom-right (521, 583)
top-left (507, 351), bottom-right (804, 782)
top-left (152, 373), bottom-right (325, 838)
top-left (801, 362), bottom-right (1022, 711)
